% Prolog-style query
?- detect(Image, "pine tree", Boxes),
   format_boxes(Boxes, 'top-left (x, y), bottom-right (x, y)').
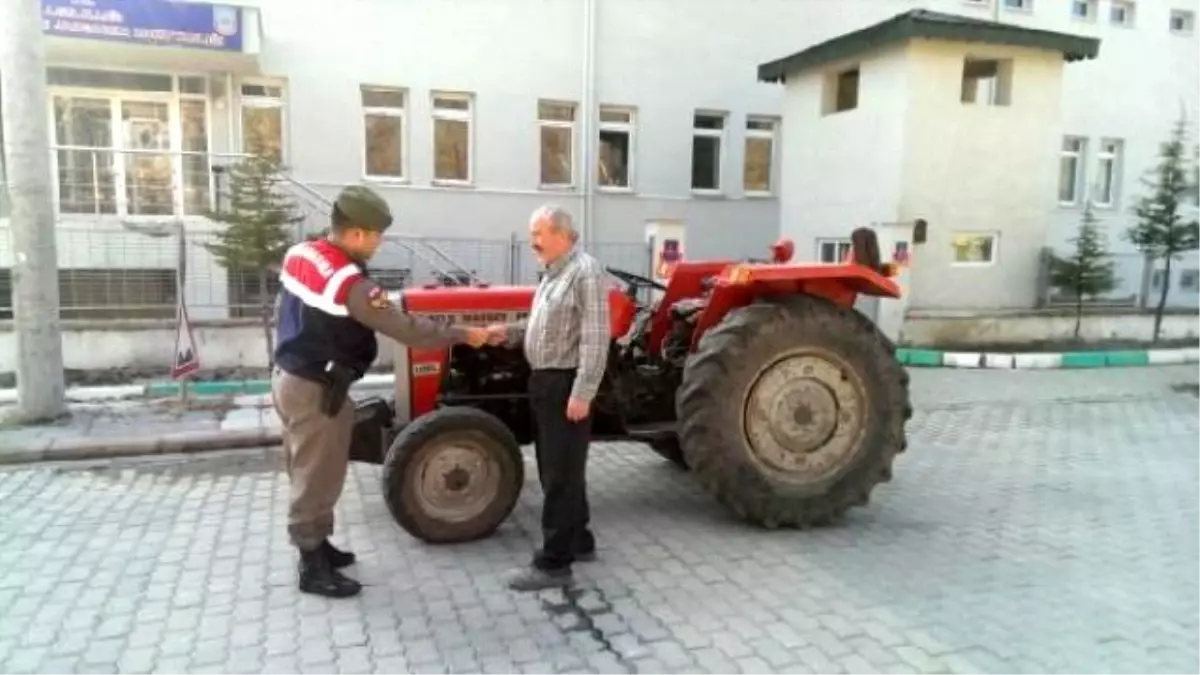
top-left (1049, 202), bottom-right (1118, 339)
top-left (205, 155), bottom-right (302, 368)
top-left (1126, 115), bottom-right (1200, 343)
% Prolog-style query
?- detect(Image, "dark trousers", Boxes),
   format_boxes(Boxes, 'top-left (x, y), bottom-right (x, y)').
top-left (529, 368), bottom-right (594, 571)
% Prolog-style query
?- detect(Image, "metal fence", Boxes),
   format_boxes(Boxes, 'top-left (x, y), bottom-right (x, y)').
top-left (0, 226), bottom-right (652, 320)
top-left (1035, 246), bottom-right (1200, 310)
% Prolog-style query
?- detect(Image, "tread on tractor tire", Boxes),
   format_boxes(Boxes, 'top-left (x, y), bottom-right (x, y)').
top-left (649, 438), bottom-right (689, 470)
top-left (381, 406), bottom-right (525, 544)
top-left (676, 294), bottom-right (911, 528)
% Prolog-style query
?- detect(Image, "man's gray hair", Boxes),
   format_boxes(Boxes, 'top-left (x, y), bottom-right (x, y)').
top-left (530, 204), bottom-right (578, 243)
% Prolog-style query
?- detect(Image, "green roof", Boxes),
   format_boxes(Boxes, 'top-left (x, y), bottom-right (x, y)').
top-left (758, 9), bottom-right (1101, 83)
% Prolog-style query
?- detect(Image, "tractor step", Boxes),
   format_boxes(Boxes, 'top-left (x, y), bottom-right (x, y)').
top-left (625, 422), bottom-right (677, 442)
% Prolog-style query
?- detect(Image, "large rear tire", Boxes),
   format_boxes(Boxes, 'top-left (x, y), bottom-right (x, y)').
top-left (676, 294), bottom-right (910, 528)
top-left (381, 406), bottom-right (524, 544)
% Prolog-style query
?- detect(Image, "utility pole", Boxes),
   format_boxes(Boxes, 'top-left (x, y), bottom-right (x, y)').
top-left (0, 0), bottom-right (67, 422)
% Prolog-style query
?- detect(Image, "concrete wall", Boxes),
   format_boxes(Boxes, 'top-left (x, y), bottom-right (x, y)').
top-left (0, 320), bottom-right (401, 375)
top-left (4, 310), bottom-right (1194, 377)
top-left (901, 310), bottom-right (1200, 346)
top-left (901, 42), bottom-right (1066, 310)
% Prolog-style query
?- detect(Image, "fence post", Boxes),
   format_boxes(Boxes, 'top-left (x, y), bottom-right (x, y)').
top-left (508, 232), bottom-right (518, 285)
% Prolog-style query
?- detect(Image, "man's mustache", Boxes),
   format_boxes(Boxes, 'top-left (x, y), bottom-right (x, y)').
top-left (532, 245), bottom-right (543, 253)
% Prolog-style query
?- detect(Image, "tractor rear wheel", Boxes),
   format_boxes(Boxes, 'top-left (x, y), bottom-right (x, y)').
top-left (676, 294), bottom-right (910, 528)
top-left (649, 438), bottom-right (688, 470)
top-left (381, 406), bottom-right (524, 544)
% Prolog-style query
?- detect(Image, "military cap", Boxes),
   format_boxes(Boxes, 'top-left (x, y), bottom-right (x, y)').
top-left (335, 185), bottom-right (393, 231)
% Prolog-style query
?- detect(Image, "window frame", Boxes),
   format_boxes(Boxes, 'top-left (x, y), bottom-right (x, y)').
top-left (537, 99), bottom-right (577, 190)
top-left (1179, 269), bottom-right (1200, 291)
top-left (1109, 0), bottom-right (1135, 26)
top-left (46, 69), bottom-right (219, 219)
top-left (1003, 0), bottom-right (1033, 12)
top-left (597, 105), bottom-right (636, 192)
top-left (950, 231), bottom-right (1000, 267)
top-left (430, 90), bottom-right (475, 186)
top-left (1093, 138), bottom-right (1122, 209)
top-left (816, 238), bottom-right (852, 264)
top-left (1070, 0), bottom-right (1097, 21)
top-left (743, 116), bottom-right (778, 198)
top-left (237, 77), bottom-right (287, 163)
top-left (360, 85), bottom-right (408, 183)
top-left (1170, 9), bottom-right (1195, 34)
top-left (690, 110), bottom-right (726, 195)
top-left (1059, 136), bottom-right (1087, 207)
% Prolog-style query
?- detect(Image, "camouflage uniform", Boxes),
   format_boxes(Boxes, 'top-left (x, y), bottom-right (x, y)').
top-left (271, 185), bottom-right (471, 598)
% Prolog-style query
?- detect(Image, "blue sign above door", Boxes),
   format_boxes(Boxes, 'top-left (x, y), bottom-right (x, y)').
top-left (42, 0), bottom-right (243, 52)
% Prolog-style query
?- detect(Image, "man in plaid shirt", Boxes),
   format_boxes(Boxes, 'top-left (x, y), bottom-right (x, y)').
top-left (487, 205), bottom-right (610, 591)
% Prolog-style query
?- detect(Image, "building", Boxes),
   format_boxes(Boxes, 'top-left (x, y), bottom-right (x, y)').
top-left (759, 9), bottom-right (1102, 312)
top-left (0, 0), bottom-right (1196, 320)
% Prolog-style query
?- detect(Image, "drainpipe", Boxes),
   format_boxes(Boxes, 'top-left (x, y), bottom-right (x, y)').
top-left (580, 0), bottom-right (597, 248)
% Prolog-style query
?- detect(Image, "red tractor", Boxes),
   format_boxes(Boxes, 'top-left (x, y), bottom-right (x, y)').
top-left (349, 228), bottom-right (912, 543)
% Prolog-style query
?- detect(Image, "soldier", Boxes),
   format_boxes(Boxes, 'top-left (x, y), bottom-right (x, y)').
top-left (272, 185), bottom-right (488, 598)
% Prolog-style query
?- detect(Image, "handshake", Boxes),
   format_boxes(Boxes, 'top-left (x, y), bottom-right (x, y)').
top-left (461, 324), bottom-right (510, 348)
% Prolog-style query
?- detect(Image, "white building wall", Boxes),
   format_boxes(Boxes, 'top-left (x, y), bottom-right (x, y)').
top-left (0, 0), bottom-right (1196, 311)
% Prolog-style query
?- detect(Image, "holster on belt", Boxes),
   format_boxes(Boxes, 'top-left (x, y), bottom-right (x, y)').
top-left (318, 361), bottom-right (356, 417)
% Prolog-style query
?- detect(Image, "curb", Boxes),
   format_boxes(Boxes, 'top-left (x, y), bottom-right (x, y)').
top-left (895, 347), bottom-right (1200, 369)
top-left (0, 428), bottom-right (283, 466)
top-left (0, 373), bottom-right (394, 405)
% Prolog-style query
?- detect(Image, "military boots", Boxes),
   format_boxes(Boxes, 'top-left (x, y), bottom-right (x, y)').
top-left (298, 546), bottom-right (361, 598)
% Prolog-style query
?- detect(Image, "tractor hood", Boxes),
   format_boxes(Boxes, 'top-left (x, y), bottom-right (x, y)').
top-left (396, 285), bottom-right (537, 321)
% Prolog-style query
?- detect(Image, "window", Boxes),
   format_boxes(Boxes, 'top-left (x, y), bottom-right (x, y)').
top-left (951, 232), bottom-right (997, 265)
top-left (240, 81), bottom-right (285, 162)
top-left (1094, 139), bottom-right (1123, 207)
top-left (1059, 136), bottom-right (1087, 205)
top-left (1180, 270), bottom-right (1199, 291)
top-left (961, 58), bottom-right (1012, 106)
top-left (744, 117), bottom-right (777, 196)
top-left (1110, 0), bottom-right (1135, 25)
top-left (1004, 0), bottom-right (1033, 10)
top-left (432, 92), bottom-right (473, 184)
top-left (1071, 0), bottom-right (1097, 20)
top-left (598, 106), bottom-right (634, 189)
top-left (538, 100), bottom-right (576, 188)
top-left (227, 269), bottom-right (282, 319)
top-left (361, 86), bottom-right (406, 180)
top-left (58, 268), bottom-right (177, 319)
top-left (49, 70), bottom-right (213, 217)
top-left (179, 81), bottom-right (210, 216)
top-left (1170, 9), bottom-right (1195, 33)
top-left (691, 112), bottom-right (725, 192)
top-left (823, 67), bottom-right (860, 115)
top-left (817, 238), bottom-right (852, 263)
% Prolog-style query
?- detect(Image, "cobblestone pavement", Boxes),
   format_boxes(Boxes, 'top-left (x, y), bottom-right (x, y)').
top-left (0, 366), bottom-right (1196, 675)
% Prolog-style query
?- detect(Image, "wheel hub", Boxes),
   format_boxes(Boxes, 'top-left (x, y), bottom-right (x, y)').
top-left (743, 353), bottom-right (866, 484)
top-left (414, 439), bottom-right (500, 523)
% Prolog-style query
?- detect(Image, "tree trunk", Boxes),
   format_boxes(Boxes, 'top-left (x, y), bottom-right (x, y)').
top-left (1074, 293), bottom-right (1083, 340)
top-left (258, 269), bottom-right (274, 369)
top-left (1154, 255), bottom-right (1173, 343)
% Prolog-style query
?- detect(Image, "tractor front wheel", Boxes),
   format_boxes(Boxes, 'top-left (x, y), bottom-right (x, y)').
top-left (381, 406), bottom-right (524, 544)
top-left (676, 294), bottom-right (910, 528)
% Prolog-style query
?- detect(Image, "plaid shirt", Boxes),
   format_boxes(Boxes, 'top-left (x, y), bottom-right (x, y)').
top-left (508, 248), bottom-right (610, 403)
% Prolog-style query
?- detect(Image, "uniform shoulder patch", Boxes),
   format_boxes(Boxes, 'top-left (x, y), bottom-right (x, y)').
top-left (367, 285), bottom-right (392, 310)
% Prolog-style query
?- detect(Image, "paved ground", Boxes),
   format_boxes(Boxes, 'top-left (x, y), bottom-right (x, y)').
top-left (0, 366), bottom-right (1196, 675)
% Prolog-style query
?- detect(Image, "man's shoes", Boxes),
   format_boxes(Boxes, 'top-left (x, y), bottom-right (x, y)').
top-left (299, 548), bottom-right (362, 598)
top-left (321, 539), bottom-right (356, 569)
top-left (506, 565), bottom-right (573, 592)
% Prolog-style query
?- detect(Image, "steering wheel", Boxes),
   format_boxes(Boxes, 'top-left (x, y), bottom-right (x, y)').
top-left (606, 266), bottom-right (667, 293)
